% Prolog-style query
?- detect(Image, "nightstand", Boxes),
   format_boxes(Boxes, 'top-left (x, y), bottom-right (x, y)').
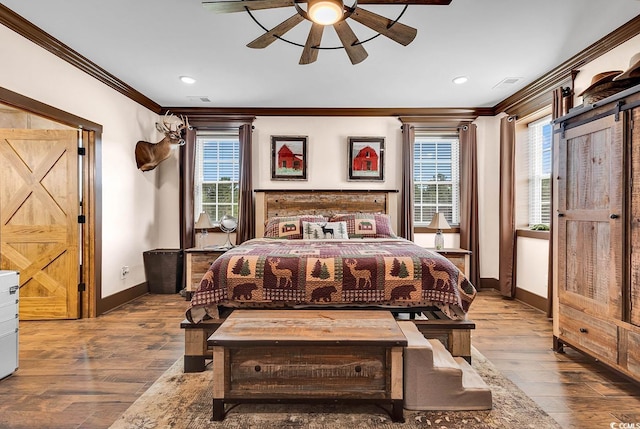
top-left (429, 248), bottom-right (471, 277)
top-left (184, 247), bottom-right (228, 300)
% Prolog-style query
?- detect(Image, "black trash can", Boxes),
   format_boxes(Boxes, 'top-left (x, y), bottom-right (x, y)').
top-left (143, 249), bottom-right (184, 294)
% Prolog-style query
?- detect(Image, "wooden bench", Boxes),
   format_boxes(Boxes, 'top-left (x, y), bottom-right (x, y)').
top-left (208, 309), bottom-right (406, 422)
top-left (181, 308), bottom-right (474, 373)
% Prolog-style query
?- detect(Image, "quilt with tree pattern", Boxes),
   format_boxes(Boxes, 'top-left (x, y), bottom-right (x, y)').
top-left (186, 238), bottom-right (476, 323)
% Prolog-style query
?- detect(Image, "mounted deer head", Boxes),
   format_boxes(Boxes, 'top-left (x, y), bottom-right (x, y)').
top-left (135, 112), bottom-right (190, 171)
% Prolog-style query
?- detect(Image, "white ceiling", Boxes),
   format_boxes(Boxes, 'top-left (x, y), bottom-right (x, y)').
top-left (3, 0), bottom-right (640, 109)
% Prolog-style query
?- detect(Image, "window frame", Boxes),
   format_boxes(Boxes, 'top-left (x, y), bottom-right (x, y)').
top-left (413, 133), bottom-right (461, 229)
top-left (194, 131), bottom-right (240, 225)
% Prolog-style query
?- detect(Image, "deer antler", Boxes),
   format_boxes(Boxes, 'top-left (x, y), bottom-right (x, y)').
top-left (180, 114), bottom-right (191, 131)
top-left (155, 111), bottom-right (172, 133)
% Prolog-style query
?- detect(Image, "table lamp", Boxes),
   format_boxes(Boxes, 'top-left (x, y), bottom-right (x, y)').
top-left (194, 212), bottom-right (213, 249)
top-left (428, 212), bottom-right (451, 250)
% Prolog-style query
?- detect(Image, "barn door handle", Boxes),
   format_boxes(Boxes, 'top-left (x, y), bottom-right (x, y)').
top-left (557, 213), bottom-right (565, 217)
top-left (610, 214), bottom-right (620, 219)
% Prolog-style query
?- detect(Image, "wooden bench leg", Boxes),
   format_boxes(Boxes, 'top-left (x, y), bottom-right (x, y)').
top-left (391, 400), bottom-right (404, 423)
top-left (184, 328), bottom-right (208, 373)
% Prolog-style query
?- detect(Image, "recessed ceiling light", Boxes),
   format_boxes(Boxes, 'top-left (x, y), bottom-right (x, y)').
top-left (180, 76), bottom-right (196, 84)
top-left (452, 76), bottom-right (468, 85)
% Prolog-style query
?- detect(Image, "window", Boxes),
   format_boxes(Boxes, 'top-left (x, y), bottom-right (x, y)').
top-left (194, 132), bottom-right (240, 223)
top-left (527, 116), bottom-right (552, 226)
top-left (413, 135), bottom-right (460, 226)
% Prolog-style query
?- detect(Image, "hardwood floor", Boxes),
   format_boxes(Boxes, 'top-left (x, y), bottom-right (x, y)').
top-left (0, 294), bottom-right (188, 429)
top-left (0, 289), bottom-right (638, 428)
top-left (469, 290), bottom-right (640, 429)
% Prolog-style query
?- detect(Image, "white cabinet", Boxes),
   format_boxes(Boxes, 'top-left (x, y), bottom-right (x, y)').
top-left (0, 270), bottom-right (19, 379)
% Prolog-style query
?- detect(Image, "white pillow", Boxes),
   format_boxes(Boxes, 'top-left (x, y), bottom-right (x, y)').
top-left (302, 221), bottom-right (349, 240)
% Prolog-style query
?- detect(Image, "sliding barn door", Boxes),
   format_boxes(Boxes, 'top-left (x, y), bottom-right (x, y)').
top-left (556, 115), bottom-right (624, 320)
top-left (0, 129), bottom-right (80, 319)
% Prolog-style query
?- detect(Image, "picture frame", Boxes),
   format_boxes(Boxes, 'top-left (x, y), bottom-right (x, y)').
top-left (347, 137), bottom-right (384, 181)
top-left (271, 135), bottom-right (308, 180)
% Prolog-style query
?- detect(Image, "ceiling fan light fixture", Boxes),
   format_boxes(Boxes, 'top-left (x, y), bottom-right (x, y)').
top-left (308, 0), bottom-right (344, 25)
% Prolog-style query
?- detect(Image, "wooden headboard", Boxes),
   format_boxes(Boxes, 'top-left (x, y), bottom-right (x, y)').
top-left (254, 189), bottom-right (399, 237)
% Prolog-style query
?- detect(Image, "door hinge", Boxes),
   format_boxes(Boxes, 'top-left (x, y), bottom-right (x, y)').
top-left (78, 282), bottom-right (86, 292)
top-left (78, 215), bottom-right (86, 224)
top-left (78, 147), bottom-right (86, 156)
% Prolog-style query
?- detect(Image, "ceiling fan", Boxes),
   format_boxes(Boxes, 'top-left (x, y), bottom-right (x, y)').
top-left (202, 0), bottom-right (452, 65)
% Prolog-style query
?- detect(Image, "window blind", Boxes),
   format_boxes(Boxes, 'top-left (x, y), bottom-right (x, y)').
top-left (413, 135), bottom-right (460, 226)
top-left (195, 131), bottom-right (240, 223)
top-left (527, 116), bottom-right (552, 226)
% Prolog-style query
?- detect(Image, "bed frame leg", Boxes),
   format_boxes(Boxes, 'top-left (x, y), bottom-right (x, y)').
top-left (212, 399), bottom-right (225, 421)
top-left (184, 355), bottom-right (206, 373)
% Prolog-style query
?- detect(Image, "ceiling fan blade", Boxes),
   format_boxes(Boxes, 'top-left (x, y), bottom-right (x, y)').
top-left (333, 21), bottom-right (368, 65)
top-left (350, 7), bottom-right (417, 46)
top-left (357, 0), bottom-right (451, 4)
top-left (247, 14), bottom-right (305, 49)
top-left (202, 0), bottom-right (294, 13)
top-left (299, 23), bottom-right (325, 65)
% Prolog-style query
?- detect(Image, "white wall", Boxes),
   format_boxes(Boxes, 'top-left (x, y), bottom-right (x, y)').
top-left (0, 24), bottom-right (169, 298)
top-left (253, 116), bottom-right (402, 191)
top-left (516, 237), bottom-right (549, 297)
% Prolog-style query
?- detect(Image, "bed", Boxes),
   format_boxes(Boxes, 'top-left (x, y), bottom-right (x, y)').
top-left (186, 237), bottom-right (475, 322)
top-left (181, 190), bottom-right (478, 372)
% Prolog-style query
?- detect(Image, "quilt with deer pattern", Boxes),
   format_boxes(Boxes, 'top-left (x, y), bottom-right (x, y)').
top-left (186, 238), bottom-right (477, 323)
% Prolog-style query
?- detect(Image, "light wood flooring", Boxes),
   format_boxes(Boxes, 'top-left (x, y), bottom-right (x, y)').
top-left (0, 289), bottom-right (638, 428)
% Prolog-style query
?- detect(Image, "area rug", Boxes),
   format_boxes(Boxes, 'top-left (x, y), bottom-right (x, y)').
top-left (109, 348), bottom-right (561, 429)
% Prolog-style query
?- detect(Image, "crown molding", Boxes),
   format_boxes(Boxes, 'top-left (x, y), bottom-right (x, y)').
top-left (0, 4), bottom-right (161, 114)
top-left (164, 106), bottom-right (495, 118)
top-left (2, 3), bottom-right (638, 121)
top-left (493, 14), bottom-right (640, 118)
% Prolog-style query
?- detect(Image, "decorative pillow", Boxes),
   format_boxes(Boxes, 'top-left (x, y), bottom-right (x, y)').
top-left (302, 221), bottom-right (349, 240)
top-left (264, 215), bottom-right (328, 239)
top-left (329, 213), bottom-right (397, 239)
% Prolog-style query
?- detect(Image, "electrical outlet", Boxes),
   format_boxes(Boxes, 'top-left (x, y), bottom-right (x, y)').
top-left (120, 265), bottom-right (130, 279)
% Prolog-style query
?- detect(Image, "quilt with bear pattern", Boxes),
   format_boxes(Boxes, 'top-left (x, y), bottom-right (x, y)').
top-left (186, 238), bottom-right (476, 323)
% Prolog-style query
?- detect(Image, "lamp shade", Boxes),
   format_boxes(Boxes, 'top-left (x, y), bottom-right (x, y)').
top-left (427, 212), bottom-right (451, 230)
top-left (194, 212), bottom-right (213, 230)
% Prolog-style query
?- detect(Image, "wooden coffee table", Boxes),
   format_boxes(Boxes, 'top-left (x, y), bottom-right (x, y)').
top-left (208, 309), bottom-right (407, 422)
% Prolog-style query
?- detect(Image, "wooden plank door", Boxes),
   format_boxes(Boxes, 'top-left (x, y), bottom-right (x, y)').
top-left (631, 107), bottom-right (640, 327)
top-left (0, 129), bottom-right (80, 319)
top-left (555, 115), bottom-right (624, 320)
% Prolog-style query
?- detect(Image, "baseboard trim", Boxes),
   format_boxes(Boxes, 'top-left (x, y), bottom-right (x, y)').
top-left (514, 287), bottom-right (548, 312)
top-left (479, 277), bottom-right (499, 290)
top-left (98, 282), bottom-right (148, 315)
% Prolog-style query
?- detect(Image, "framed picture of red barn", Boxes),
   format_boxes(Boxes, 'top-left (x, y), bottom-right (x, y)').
top-left (348, 137), bottom-right (384, 181)
top-left (271, 135), bottom-right (308, 180)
